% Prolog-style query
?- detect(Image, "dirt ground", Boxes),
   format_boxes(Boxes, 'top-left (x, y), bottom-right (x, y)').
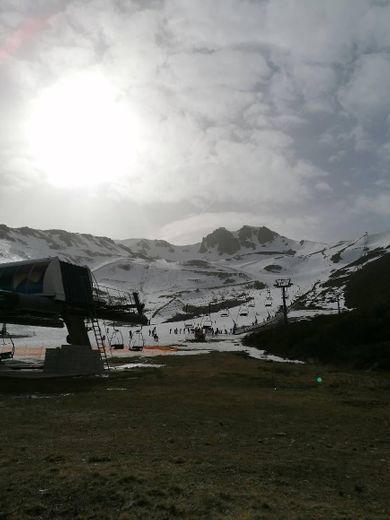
top-left (0, 352), bottom-right (389, 519)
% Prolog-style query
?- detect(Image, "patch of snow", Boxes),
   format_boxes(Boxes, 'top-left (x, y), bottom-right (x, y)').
top-left (113, 363), bottom-right (165, 370)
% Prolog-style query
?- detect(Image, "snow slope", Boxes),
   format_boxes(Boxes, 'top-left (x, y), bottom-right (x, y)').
top-left (1, 223), bottom-right (390, 323)
top-left (0, 224), bottom-right (135, 269)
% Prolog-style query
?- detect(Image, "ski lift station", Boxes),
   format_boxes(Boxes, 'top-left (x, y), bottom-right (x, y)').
top-left (0, 257), bottom-right (147, 376)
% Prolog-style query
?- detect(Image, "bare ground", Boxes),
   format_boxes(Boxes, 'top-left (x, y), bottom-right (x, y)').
top-left (0, 352), bottom-right (389, 519)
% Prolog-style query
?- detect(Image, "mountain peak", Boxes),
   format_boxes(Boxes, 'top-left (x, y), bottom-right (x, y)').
top-left (199, 227), bottom-right (239, 255)
top-left (237, 225), bottom-right (278, 245)
top-left (199, 225), bottom-right (280, 255)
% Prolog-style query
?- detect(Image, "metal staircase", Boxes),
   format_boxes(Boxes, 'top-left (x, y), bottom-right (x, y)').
top-left (89, 317), bottom-right (110, 370)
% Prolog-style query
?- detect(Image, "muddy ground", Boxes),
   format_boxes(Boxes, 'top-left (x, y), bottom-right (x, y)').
top-left (0, 353), bottom-right (389, 519)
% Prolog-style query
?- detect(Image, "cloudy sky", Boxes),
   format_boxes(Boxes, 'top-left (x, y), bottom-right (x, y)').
top-left (0, 0), bottom-right (390, 243)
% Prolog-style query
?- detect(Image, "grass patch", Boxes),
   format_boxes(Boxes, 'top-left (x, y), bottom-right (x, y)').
top-left (0, 353), bottom-right (389, 518)
top-left (244, 305), bottom-right (390, 370)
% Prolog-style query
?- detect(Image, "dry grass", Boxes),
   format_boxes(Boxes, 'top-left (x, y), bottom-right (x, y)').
top-left (0, 352), bottom-right (389, 519)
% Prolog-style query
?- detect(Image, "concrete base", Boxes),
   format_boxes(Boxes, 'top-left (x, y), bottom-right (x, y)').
top-left (43, 345), bottom-right (104, 376)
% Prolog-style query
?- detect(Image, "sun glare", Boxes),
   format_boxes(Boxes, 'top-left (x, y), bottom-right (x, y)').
top-left (26, 72), bottom-right (140, 188)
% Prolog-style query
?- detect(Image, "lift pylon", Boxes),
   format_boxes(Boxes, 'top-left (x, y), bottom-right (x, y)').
top-left (274, 278), bottom-right (293, 325)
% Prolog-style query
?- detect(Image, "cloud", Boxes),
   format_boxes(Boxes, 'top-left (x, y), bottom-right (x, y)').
top-left (158, 211), bottom-right (263, 244)
top-left (0, 0), bottom-right (390, 242)
top-left (263, 0), bottom-right (372, 63)
top-left (315, 182), bottom-right (332, 193)
top-left (338, 53), bottom-right (390, 123)
top-left (158, 209), bottom-right (324, 245)
top-left (354, 193), bottom-right (390, 216)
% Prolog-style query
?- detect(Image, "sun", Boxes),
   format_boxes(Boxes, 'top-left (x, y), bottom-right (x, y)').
top-left (26, 71), bottom-right (140, 188)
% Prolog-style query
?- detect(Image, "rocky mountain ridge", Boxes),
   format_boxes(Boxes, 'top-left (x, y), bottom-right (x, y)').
top-left (0, 223), bottom-right (136, 267)
top-left (0, 222), bottom-right (389, 322)
top-left (199, 226), bottom-right (279, 255)
top-left (120, 224), bottom-right (320, 261)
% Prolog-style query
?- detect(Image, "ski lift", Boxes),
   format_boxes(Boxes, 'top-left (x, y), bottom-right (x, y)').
top-left (0, 324), bottom-right (15, 360)
top-left (265, 289), bottom-right (273, 308)
top-left (239, 304), bottom-right (249, 317)
top-left (110, 328), bottom-right (124, 350)
top-left (184, 322), bottom-right (195, 334)
top-left (129, 328), bottom-right (144, 351)
top-left (201, 314), bottom-right (213, 329)
top-left (220, 302), bottom-right (230, 317)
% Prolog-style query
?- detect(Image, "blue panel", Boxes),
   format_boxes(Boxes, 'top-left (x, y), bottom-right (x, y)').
top-left (0, 261), bottom-right (49, 294)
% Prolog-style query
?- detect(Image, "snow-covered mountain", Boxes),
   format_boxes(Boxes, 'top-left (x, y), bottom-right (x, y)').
top-left (0, 224), bottom-right (135, 268)
top-left (120, 225), bottom-right (321, 260)
top-left (1, 223), bottom-right (389, 322)
top-left (120, 237), bottom-right (200, 261)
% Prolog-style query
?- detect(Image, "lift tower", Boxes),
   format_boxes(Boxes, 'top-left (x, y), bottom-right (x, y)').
top-left (0, 257), bottom-right (148, 375)
top-left (274, 278), bottom-right (293, 325)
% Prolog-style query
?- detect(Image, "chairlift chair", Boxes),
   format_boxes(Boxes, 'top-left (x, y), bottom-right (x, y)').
top-left (220, 303), bottom-right (230, 317)
top-left (130, 329), bottom-right (144, 351)
top-left (239, 305), bottom-right (249, 317)
top-left (0, 324), bottom-right (15, 360)
top-left (110, 328), bottom-right (124, 350)
top-left (265, 289), bottom-right (273, 308)
top-left (202, 315), bottom-right (213, 328)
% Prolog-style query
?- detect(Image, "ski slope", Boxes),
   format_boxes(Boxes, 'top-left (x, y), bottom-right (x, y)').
top-left (0, 223), bottom-right (389, 323)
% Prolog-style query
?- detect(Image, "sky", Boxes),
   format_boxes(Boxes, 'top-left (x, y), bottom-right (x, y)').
top-left (0, 0), bottom-right (390, 244)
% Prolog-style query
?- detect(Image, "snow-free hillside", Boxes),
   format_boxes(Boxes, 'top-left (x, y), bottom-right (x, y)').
top-left (1, 223), bottom-right (390, 323)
